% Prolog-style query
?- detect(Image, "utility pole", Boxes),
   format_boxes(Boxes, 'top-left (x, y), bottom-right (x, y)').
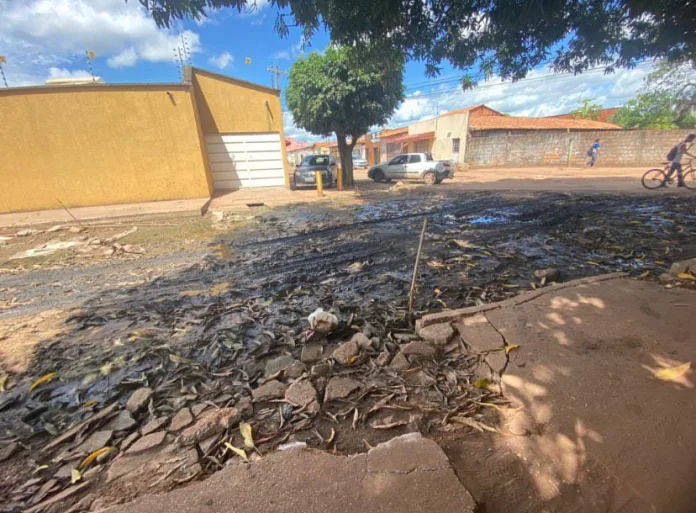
top-left (0, 56), bottom-right (8, 88)
top-left (266, 64), bottom-right (288, 90)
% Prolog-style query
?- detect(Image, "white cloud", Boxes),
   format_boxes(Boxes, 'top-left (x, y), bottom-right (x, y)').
top-left (208, 52), bottom-right (234, 70)
top-left (283, 111), bottom-right (326, 144)
top-left (387, 62), bottom-right (655, 128)
top-left (238, 0), bottom-right (270, 18)
top-left (274, 50), bottom-right (290, 60)
top-left (47, 67), bottom-right (92, 79)
top-left (0, 0), bottom-right (202, 84)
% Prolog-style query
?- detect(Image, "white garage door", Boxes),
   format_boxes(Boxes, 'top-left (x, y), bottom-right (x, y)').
top-left (205, 133), bottom-right (286, 190)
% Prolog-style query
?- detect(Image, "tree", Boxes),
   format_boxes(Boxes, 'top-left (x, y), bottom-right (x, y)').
top-left (138, 0), bottom-right (695, 85)
top-left (285, 47), bottom-right (404, 187)
top-left (610, 60), bottom-right (696, 129)
top-left (571, 99), bottom-right (603, 120)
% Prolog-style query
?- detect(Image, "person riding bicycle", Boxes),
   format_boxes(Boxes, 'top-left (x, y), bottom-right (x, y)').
top-left (666, 134), bottom-right (695, 187)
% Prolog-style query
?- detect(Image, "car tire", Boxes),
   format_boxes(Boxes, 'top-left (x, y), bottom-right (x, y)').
top-left (373, 169), bottom-right (385, 182)
top-left (423, 172), bottom-right (436, 185)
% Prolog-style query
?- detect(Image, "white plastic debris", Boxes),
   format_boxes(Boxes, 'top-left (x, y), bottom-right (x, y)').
top-left (308, 308), bottom-right (338, 334)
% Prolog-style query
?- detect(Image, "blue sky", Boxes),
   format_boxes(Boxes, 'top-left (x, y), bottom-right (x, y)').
top-left (1, 0), bottom-right (655, 142)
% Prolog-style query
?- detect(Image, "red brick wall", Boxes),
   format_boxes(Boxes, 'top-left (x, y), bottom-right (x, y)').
top-left (465, 129), bottom-right (693, 167)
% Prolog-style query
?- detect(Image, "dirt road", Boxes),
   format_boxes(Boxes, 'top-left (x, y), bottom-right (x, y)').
top-left (0, 189), bottom-right (695, 512)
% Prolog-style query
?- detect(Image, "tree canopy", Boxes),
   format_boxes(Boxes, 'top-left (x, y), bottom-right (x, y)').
top-left (610, 60), bottom-right (696, 129)
top-left (285, 46), bottom-right (405, 186)
top-left (138, 0), bottom-right (695, 85)
top-left (571, 99), bottom-right (603, 120)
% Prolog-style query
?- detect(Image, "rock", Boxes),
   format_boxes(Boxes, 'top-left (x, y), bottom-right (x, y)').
top-left (76, 430), bottom-right (113, 454)
top-left (65, 493), bottom-right (95, 513)
top-left (351, 333), bottom-right (372, 349)
top-left (417, 324), bottom-right (454, 347)
top-left (389, 352), bottom-right (410, 371)
top-left (325, 377), bottom-right (360, 402)
top-left (125, 387), bottom-right (153, 413)
top-left (122, 244), bottom-right (145, 254)
top-left (198, 435), bottom-right (218, 455)
top-left (169, 409), bottom-right (194, 432)
top-left (69, 226), bottom-right (84, 233)
top-left (400, 341), bottom-right (436, 357)
top-left (308, 308), bottom-right (338, 333)
top-left (0, 442), bottom-right (20, 462)
top-left (106, 411), bottom-right (136, 432)
top-left (534, 267), bottom-right (561, 282)
top-left (332, 340), bottom-right (359, 365)
top-left (659, 273), bottom-right (678, 284)
top-left (127, 431), bottom-right (167, 454)
top-left (670, 258), bottom-right (696, 276)
top-left (54, 463), bottom-right (74, 479)
top-left (235, 397), bottom-right (254, 418)
top-left (120, 432), bottom-right (140, 451)
top-left (285, 380), bottom-right (317, 407)
top-left (264, 354), bottom-right (295, 377)
top-left (46, 225), bottom-right (63, 233)
top-left (251, 380), bottom-right (288, 402)
top-left (191, 404), bottom-right (208, 417)
top-left (375, 351), bottom-right (391, 367)
top-left (16, 229), bottom-right (41, 236)
top-left (177, 408), bottom-right (240, 446)
top-left (141, 417), bottom-right (168, 436)
top-left (301, 344), bottom-right (324, 363)
top-left (456, 314), bottom-right (507, 373)
top-left (310, 362), bottom-right (332, 377)
top-left (405, 370), bottom-right (436, 387)
top-left (394, 333), bottom-right (419, 342)
top-left (284, 361), bottom-right (307, 379)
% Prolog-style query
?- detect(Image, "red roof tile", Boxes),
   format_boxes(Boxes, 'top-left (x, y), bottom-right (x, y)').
top-left (546, 107), bottom-right (621, 123)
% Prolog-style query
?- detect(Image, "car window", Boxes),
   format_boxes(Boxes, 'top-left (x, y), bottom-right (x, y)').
top-left (425, 153), bottom-right (434, 161)
top-left (388, 156), bottom-right (405, 165)
top-left (303, 155), bottom-right (330, 166)
top-left (408, 155), bottom-right (421, 163)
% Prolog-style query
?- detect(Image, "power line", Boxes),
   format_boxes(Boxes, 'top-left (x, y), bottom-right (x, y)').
top-left (266, 64), bottom-right (289, 90)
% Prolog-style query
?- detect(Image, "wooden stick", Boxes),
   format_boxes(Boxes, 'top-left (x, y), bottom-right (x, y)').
top-left (55, 198), bottom-right (84, 227)
top-left (408, 217), bottom-right (428, 324)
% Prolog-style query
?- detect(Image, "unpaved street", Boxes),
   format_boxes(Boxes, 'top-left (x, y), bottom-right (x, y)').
top-left (0, 189), bottom-right (695, 512)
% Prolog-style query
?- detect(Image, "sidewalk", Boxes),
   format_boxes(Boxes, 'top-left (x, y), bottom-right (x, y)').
top-left (420, 275), bottom-right (696, 513)
top-left (0, 198), bottom-right (210, 228)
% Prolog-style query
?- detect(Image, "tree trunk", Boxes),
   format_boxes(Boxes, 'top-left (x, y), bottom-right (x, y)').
top-left (336, 135), bottom-right (354, 187)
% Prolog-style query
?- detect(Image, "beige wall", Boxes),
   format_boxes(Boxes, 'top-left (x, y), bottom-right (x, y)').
top-left (432, 112), bottom-right (469, 163)
top-left (0, 84), bottom-right (212, 214)
top-left (191, 69), bottom-right (290, 186)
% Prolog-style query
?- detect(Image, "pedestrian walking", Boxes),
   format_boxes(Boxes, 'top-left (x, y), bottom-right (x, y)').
top-left (587, 139), bottom-right (600, 167)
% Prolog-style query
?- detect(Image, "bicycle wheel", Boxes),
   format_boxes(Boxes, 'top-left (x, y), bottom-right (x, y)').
top-left (641, 169), bottom-right (666, 190)
top-left (683, 169), bottom-right (696, 190)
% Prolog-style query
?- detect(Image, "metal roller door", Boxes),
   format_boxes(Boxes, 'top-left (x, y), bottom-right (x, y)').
top-left (205, 133), bottom-right (285, 190)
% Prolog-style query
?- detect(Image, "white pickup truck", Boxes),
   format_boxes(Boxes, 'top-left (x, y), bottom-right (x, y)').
top-left (367, 153), bottom-right (453, 184)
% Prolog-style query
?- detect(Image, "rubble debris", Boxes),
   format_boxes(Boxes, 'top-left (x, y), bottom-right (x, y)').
top-left (669, 258), bottom-right (696, 276)
top-left (127, 431), bottom-right (168, 454)
top-left (308, 308), bottom-right (338, 333)
top-left (169, 408), bottom-right (194, 432)
top-left (126, 387), bottom-right (153, 413)
top-left (68, 226), bottom-right (85, 234)
top-left (310, 362), bottom-right (332, 376)
top-left (252, 380), bottom-right (288, 401)
top-left (264, 354), bottom-right (295, 377)
top-left (106, 411), bottom-right (137, 432)
top-left (141, 417), bottom-right (168, 436)
top-left (351, 332), bottom-right (372, 349)
top-left (16, 229), bottom-right (42, 237)
top-left (417, 323), bottom-right (454, 346)
top-left (284, 360), bottom-right (307, 379)
top-left (177, 408), bottom-right (241, 446)
top-left (301, 344), bottom-right (324, 363)
top-left (235, 397), bottom-right (254, 419)
top-left (76, 430), bottom-right (113, 454)
top-left (325, 377), bottom-right (360, 402)
top-left (284, 380), bottom-right (317, 407)
top-left (332, 340), bottom-right (359, 365)
top-left (375, 351), bottom-right (391, 367)
top-left (389, 352), bottom-right (410, 371)
top-left (534, 267), bottom-right (561, 283)
top-left (400, 341), bottom-right (436, 357)
top-left (105, 226), bottom-right (137, 243)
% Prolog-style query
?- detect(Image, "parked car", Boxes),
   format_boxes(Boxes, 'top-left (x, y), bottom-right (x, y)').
top-left (352, 155), bottom-right (368, 168)
top-left (368, 153), bottom-right (453, 184)
top-left (293, 154), bottom-right (338, 188)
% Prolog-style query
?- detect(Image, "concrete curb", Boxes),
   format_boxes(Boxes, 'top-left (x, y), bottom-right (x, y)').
top-left (416, 272), bottom-right (628, 331)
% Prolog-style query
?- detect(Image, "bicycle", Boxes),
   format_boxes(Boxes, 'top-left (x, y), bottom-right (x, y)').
top-left (642, 159), bottom-right (696, 190)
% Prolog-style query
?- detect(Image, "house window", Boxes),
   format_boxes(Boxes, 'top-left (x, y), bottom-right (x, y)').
top-left (452, 138), bottom-right (461, 153)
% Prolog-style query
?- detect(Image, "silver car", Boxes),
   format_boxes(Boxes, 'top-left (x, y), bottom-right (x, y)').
top-left (368, 153), bottom-right (453, 184)
top-left (352, 155), bottom-right (368, 168)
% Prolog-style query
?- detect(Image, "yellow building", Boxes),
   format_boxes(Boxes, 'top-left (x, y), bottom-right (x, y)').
top-left (0, 67), bottom-right (290, 214)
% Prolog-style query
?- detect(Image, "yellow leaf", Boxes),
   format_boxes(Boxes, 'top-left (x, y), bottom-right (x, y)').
top-left (180, 290), bottom-right (202, 297)
top-left (71, 468), bottom-right (82, 484)
top-left (224, 442), bottom-right (248, 462)
top-left (78, 447), bottom-right (114, 470)
top-left (433, 288), bottom-right (441, 295)
top-left (0, 375), bottom-right (8, 392)
top-left (637, 271), bottom-right (650, 279)
top-left (504, 344), bottom-right (520, 355)
top-left (676, 273), bottom-right (696, 281)
top-left (655, 260), bottom-right (665, 265)
top-left (473, 378), bottom-right (489, 389)
top-left (210, 282), bottom-right (231, 296)
top-left (435, 298), bottom-right (448, 308)
top-left (481, 250), bottom-right (492, 256)
top-left (502, 284), bottom-right (519, 289)
top-left (451, 239), bottom-right (473, 248)
top-left (83, 399), bottom-right (99, 409)
top-left (239, 422), bottom-right (255, 450)
top-left (471, 286), bottom-right (482, 290)
top-left (586, 261), bottom-right (601, 266)
top-left (654, 362), bottom-right (691, 382)
top-left (29, 372), bottom-right (58, 392)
